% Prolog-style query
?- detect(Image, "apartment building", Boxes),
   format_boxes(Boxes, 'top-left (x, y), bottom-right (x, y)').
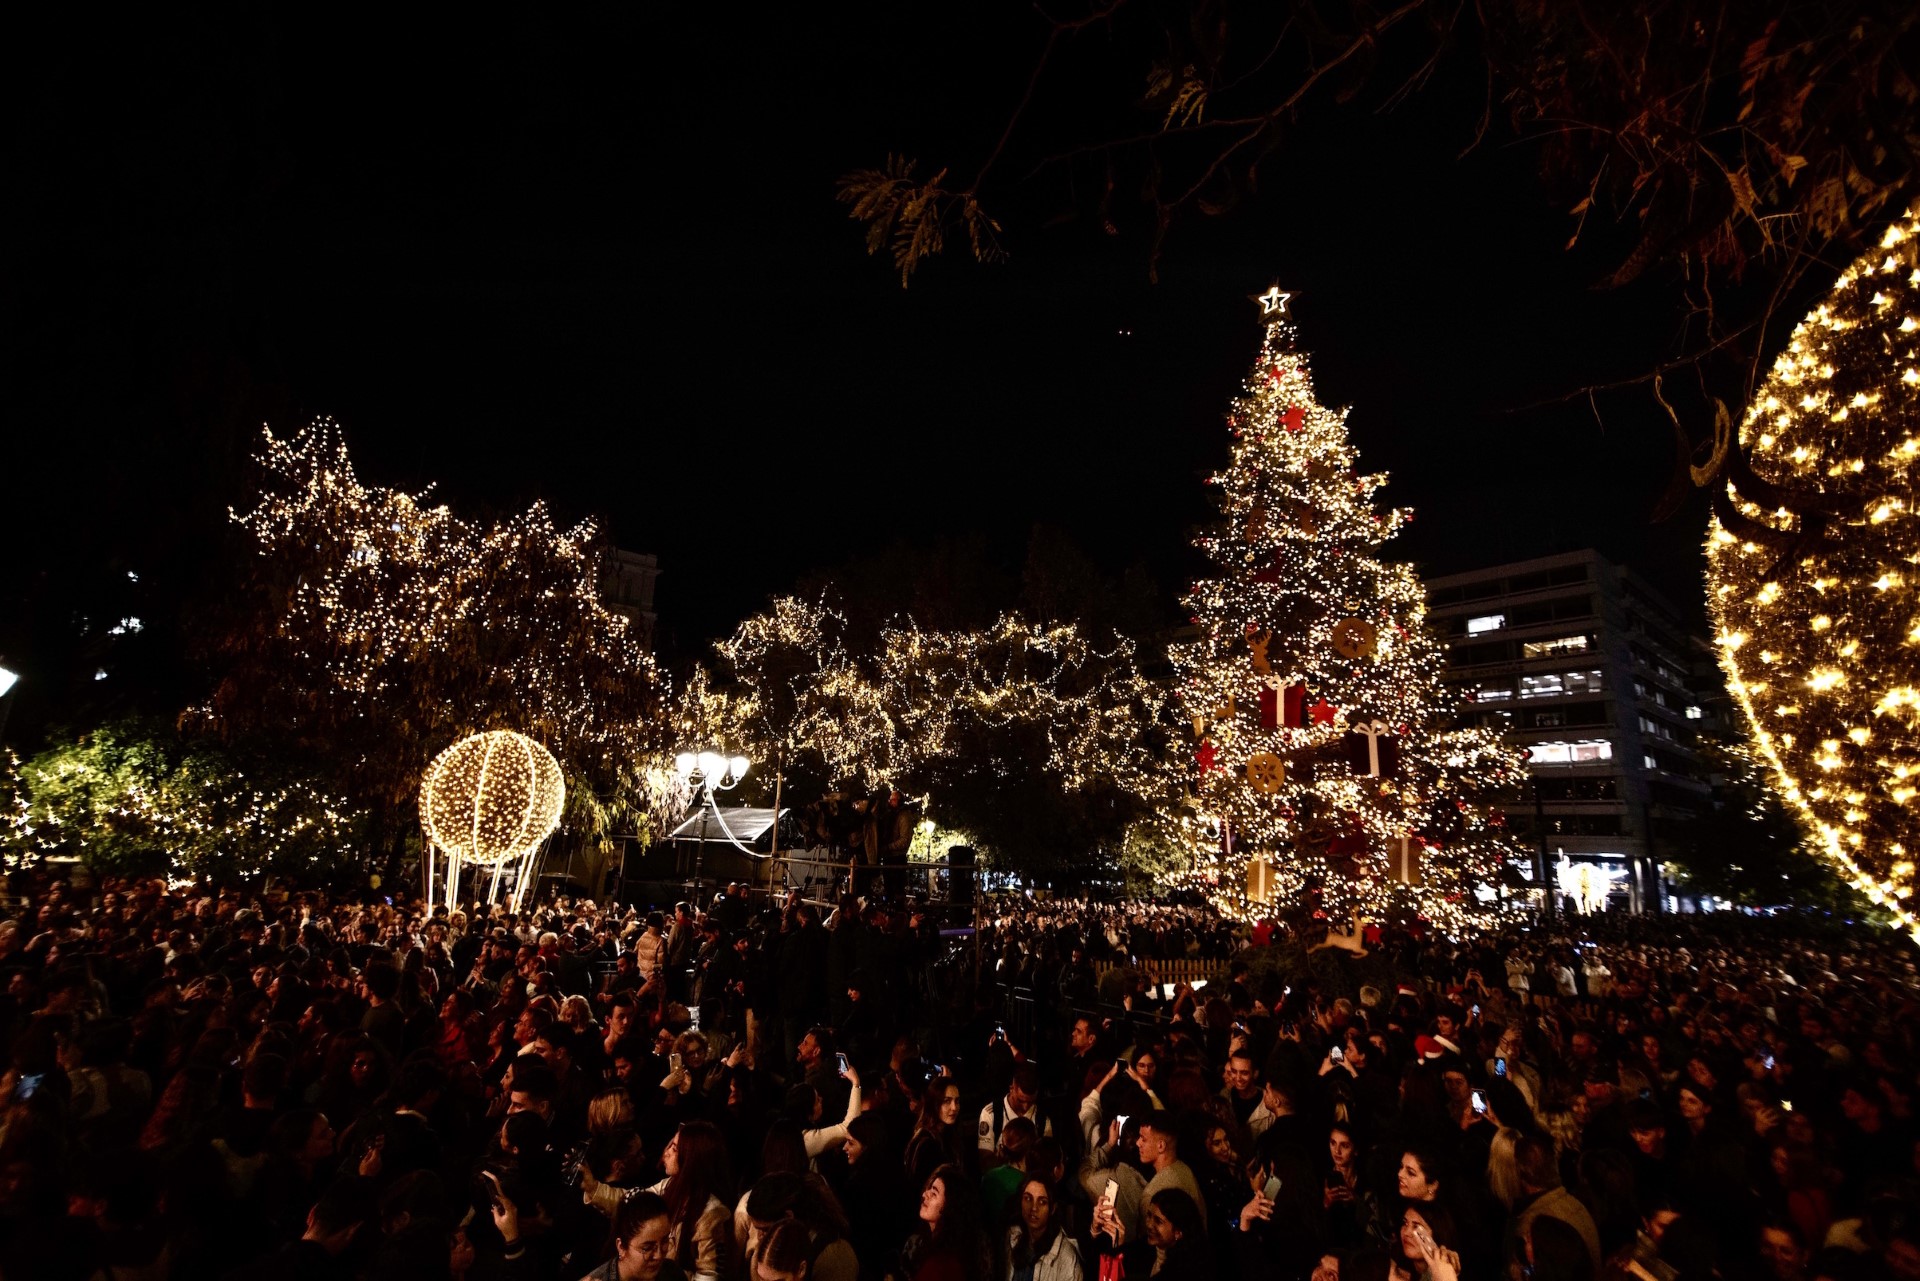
top-left (1425, 550), bottom-right (1717, 913)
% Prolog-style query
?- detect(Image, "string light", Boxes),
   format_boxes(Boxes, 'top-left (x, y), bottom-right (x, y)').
top-left (698, 597), bottom-right (1174, 839)
top-left (199, 420), bottom-right (677, 848)
top-left (1168, 291), bottom-right (1529, 931)
top-left (1707, 206), bottom-right (1920, 938)
top-left (420, 730), bottom-right (565, 866)
top-left (1, 737), bottom-right (358, 881)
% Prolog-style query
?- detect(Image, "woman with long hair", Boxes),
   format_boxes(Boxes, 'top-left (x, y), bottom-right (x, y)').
top-left (1004, 1175), bottom-right (1080, 1281)
top-left (903, 1163), bottom-right (989, 1281)
top-left (905, 1075), bottom-right (969, 1189)
top-left (1324, 1121), bottom-right (1364, 1247)
top-left (1144, 1188), bottom-right (1208, 1281)
top-left (648, 1119), bottom-right (733, 1281)
top-left (842, 1112), bottom-right (907, 1281)
top-left (1396, 1201), bottom-right (1463, 1281)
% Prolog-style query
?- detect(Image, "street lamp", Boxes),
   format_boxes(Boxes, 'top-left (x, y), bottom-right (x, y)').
top-left (674, 749), bottom-right (750, 900)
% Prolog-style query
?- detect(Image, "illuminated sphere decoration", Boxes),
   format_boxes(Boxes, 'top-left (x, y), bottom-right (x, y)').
top-left (420, 730), bottom-right (566, 866)
top-left (1706, 207), bottom-right (1920, 935)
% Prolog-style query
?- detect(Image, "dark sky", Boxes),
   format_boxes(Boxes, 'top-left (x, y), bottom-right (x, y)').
top-left (5, 7), bottom-right (1720, 735)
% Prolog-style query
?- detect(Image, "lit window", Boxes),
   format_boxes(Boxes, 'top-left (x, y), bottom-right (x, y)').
top-left (1523, 635), bottom-right (1590, 658)
top-left (1644, 755), bottom-right (1658, 770)
top-left (1467, 613), bottom-right (1506, 634)
top-left (1565, 668), bottom-right (1604, 694)
top-left (1527, 740), bottom-right (1614, 765)
top-left (1685, 705), bottom-right (1702, 720)
top-left (1473, 685), bottom-right (1513, 703)
top-left (1520, 674), bottom-right (1565, 699)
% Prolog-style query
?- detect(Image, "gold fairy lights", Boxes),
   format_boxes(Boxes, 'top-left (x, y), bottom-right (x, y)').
top-left (1707, 209), bottom-right (1920, 937)
top-left (210, 421), bottom-right (678, 842)
top-left (420, 730), bottom-right (566, 866)
top-left (1169, 297), bottom-right (1528, 931)
top-left (703, 596), bottom-right (1172, 824)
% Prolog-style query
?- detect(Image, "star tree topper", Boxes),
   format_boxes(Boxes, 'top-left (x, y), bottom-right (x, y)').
top-left (1255, 285), bottom-right (1291, 317)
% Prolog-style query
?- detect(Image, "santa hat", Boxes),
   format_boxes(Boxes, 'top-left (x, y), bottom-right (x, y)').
top-left (1414, 1035), bottom-right (1446, 1061)
top-left (1432, 1035), bottom-right (1463, 1058)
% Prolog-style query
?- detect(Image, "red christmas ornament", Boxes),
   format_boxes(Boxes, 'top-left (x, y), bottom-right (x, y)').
top-left (1196, 740), bottom-right (1218, 774)
top-left (1308, 698), bottom-right (1339, 727)
top-left (1282, 405), bottom-right (1305, 432)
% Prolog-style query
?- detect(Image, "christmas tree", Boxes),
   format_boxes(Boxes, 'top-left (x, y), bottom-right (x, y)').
top-left (1170, 288), bottom-right (1528, 930)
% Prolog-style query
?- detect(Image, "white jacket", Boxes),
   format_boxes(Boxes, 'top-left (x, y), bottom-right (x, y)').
top-left (1004, 1226), bottom-right (1082, 1281)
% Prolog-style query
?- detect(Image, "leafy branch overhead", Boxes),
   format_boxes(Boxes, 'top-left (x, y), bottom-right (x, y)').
top-left (835, 0), bottom-right (1920, 438)
top-left (836, 157), bottom-right (1005, 285)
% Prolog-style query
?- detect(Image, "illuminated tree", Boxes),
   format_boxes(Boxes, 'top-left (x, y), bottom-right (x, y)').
top-left (1170, 291), bottom-right (1528, 928)
top-left (1707, 209), bottom-right (1920, 936)
top-left (2, 720), bottom-right (361, 882)
top-left (701, 596), bottom-right (1176, 871)
top-left (196, 422), bottom-right (673, 875)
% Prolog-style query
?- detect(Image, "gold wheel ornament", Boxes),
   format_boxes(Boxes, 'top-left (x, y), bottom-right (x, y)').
top-left (1705, 209), bottom-right (1920, 936)
top-left (420, 730), bottom-right (566, 910)
top-left (1246, 752), bottom-right (1286, 794)
top-left (1330, 618), bottom-right (1378, 660)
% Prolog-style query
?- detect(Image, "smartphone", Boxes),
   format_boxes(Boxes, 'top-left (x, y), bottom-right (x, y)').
top-left (1471, 1089), bottom-right (1488, 1115)
top-left (1101, 1178), bottom-right (1120, 1208)
top-left (836, 1052), bottom-right (850, 1076)
top-left (1115, 1057), bottom-right (1130, 1073)
top-left (994, 1025), bottom-right (1007, 1041)
top-left (1471, 1004), bottom-right (1481, 1018)
top-left (14, 1073), bottom-right (41, 1101)
top-left (1330, 1045), bottom-right (1345, 1062)
top-left (1262, 1175), bottom-right (1282, 1202)
top-left (1115, 1114), bottom-right (1130, 1132)
top-left (1782, 1099), bottom-right (1795, 1112)
top-left (670, 1052), bottom-right (682, 1072)
top-left (1494, 1057), bottom-right (1508, 1078)
top-left (1763, 1054), bottom-right (1776, 1071)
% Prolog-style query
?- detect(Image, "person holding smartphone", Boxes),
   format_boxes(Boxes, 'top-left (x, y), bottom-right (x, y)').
top-left (1398, 1202), bottom-right (1465, 1280)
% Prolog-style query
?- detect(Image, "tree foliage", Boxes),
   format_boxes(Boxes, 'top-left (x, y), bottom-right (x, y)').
top-left (838, 0), bottom-right (1920, 474)
top-left (1664, 732), bottom-right (1874, 914)
top-left (2, 720), bottom-right (361, 883)
top-left (192, 422), bottom-right (674, 866)
top-left (692, 594), bottom-right (1181, 872)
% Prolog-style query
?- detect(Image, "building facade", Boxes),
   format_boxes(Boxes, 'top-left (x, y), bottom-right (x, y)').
top-left (600, 548), bottom-right (660, 650)
top-left (1424, 550), bottom-right (1718, 913)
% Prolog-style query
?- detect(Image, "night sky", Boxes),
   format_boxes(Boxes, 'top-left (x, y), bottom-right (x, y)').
top-left (5, 8), bottom-right (1724, 738)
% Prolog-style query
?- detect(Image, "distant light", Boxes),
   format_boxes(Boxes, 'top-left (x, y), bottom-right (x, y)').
top-left (94, 668), bottom-right (108, 681)
top-left (108, 617), bottom-right (143, 636)
top-left (126, 571), bottom-right (139, 582)
top-left (0, 667), bottom-right (17, 698)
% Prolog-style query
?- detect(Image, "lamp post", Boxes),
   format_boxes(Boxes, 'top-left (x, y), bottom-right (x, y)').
top-left (674, 750), bottom-right (750, 902)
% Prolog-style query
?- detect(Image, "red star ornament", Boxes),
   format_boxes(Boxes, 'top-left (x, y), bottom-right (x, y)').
top-left (1308, 698), bottom-right (1339, 726)
top-left (1282, 405), bottom-right (1305, 432)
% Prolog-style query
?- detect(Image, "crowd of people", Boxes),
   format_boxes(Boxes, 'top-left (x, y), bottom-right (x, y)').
top-left (4, 872), bottom-right (1920, 1281)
